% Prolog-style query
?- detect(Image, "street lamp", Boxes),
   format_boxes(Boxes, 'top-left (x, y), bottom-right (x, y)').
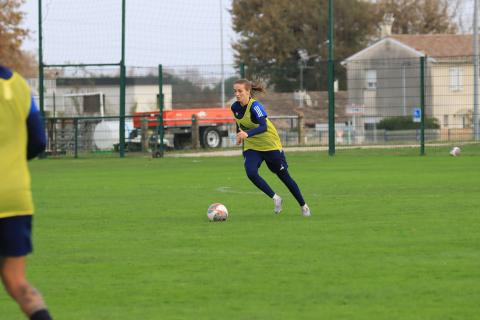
top-left (298, 60), bottom-right (306, 91)
top-left (297, 49), bottom-right (320, 107)
top-left (298, 49), bottom-right (309, 91)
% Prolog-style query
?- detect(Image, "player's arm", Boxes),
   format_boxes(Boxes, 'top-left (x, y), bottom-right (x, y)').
top-left (245, 103), bottom-right (268, 137)
top-left (231, 103), bottom-right (244, 144)
top-left (27, 97), bottom-right (47, 160)
top-left (230, 104), bottom-right (240, 133)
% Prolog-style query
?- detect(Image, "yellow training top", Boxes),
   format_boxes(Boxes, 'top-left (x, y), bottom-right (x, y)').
top-left (0, 71), bottom-right (34, 218)
top-left (235, 98), bottom-right (282, 151)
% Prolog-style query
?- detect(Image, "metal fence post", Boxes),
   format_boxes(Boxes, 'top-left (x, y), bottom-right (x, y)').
top-left (297, 111), bottom-right (305, 145)
top-left (48, 118), bottom-right (54, 154)
top-left (141, 117), bottom-right (148, 152)
top-left (159, 94), bottom-right (165, 156)
top-left (191, 114), bottom-right (200, 149)
top-left (74, 118), bottom-right (78, 159)
top-left (157, 64), bottom-right (165, 158)
top-left (38, 0), bottom-right (44, 116)
top-left (327, 0), bottom-right (335, 156)
top-left (420, 56), bottom-right (426, 156)
top-left (119, 65), bottom-right (126, 158)
top-left (119, 0), bottom-right (126, 158)
top-left (38, 2), bottom-right (46, 160)
top-left (153, 112), bottom-right (164, 158)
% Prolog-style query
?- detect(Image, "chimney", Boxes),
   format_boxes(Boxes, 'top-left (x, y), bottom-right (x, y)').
top-left (380, 14), bottom-right (394, 37)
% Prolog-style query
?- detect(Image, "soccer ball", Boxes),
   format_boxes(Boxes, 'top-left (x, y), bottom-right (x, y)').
top-left (450, 146), bottom-right (461, 156)
top-left (207, 203), bottom-right (228, 222)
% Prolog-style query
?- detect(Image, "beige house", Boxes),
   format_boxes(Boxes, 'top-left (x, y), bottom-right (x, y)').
top-left (342, 34), bottom-right (475, 138)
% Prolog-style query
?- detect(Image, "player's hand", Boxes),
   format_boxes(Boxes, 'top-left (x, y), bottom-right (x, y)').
top-left (236, 130), bottom-right (248, 144)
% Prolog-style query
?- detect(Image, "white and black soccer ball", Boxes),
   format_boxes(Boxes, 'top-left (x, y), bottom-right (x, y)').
top-left (207, 203), bottom-right (228, 222)
top-left (450, 146), bottom-right (461, 157)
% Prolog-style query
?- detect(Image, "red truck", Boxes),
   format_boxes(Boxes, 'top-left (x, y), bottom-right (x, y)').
top-left (133, 108), bottom-right (235, 149)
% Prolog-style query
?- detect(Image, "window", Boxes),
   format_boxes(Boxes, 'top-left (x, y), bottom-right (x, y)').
top-left (443, 115), bottom-right (449, 128)
top-left (366, 70), bottom-right (377, 90)
top-left (450, 68), bottom-right (463, 91)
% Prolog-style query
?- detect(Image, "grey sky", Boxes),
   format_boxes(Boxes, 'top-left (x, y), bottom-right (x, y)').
top-left (21, 0), bottom-right (237, 68)
top-left (20, 1), bottom-right (476, 67)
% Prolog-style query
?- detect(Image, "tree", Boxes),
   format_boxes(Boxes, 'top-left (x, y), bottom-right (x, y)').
top-left (374, 0), bottom-right (460, 34)
top-left (231, 0), bottom-right (378, 91)
top-left (0, 0), bottom-right (36, 76)
top-left (231, 0), bottom-right (460, 92)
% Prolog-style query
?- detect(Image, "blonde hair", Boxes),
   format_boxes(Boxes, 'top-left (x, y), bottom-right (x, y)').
top-left (234, 79), bottom-right (266, 97)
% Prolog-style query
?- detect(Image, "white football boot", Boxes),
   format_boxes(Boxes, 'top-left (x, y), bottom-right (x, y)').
top-left (273, 194), bottom-right (283, 214)
top-left (301, 204), bottom-right (311, 217)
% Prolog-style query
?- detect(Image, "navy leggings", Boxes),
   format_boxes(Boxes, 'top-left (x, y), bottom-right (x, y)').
top-left (243, 149), bottom-right (306, 206)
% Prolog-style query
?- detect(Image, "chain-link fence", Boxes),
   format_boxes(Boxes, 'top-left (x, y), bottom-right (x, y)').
top-left (339, 55), bottom-right (479, 153)
top-left (42, 114), bottom-right (314, 158)
top-left (32, 56), bottom-right (480, 158)
top-left (243, 55), bottom-right (480, 154)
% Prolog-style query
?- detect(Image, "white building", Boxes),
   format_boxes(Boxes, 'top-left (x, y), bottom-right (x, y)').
top-left (29, 76), bottom-right (172, 117)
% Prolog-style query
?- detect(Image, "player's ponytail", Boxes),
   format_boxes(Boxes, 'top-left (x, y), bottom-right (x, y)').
top-left (234, 79), bottom-right (266, 97)
top-left (250, 80), bottom-right (266, 96)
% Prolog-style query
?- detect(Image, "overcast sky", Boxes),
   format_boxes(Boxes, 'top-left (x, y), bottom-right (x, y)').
top-left (20, 1), bottom-right (476, 68)
top-left (20, 0), bottom-right (237, 68)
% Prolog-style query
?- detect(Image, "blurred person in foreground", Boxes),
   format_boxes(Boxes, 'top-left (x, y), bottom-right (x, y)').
top-left (0, 64), bottom-right (52, 320)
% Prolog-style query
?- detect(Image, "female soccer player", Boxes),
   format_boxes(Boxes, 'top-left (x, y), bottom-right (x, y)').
top-left (0, 64), bottom-right (52, 320)
top-left (231, 79), bottom-right (310, 217)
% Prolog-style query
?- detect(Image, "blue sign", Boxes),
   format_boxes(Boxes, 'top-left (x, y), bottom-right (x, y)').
top-left (413, 108), bottom-right (421, 123)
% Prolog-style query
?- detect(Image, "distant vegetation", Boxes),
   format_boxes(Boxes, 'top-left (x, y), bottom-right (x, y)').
top-left (377, 116), bottom-right (440, 130)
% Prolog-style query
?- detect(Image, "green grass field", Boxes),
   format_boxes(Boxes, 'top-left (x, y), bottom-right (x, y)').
top-left (1, 148), bottom-right (479, 319)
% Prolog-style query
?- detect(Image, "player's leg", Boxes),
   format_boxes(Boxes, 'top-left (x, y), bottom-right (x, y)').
top-left (277, 170), bottom-right (310, 216)
top-left (243, 150), bottom-right (276, 196)
top-left (244, 150), bottom-right (283, 213)
top-left (0, 257), bottom-right (51, 319)
top-left (265, 150), bottom-right (310, 216)
top-left (0, 216), bottom-right (52, 319)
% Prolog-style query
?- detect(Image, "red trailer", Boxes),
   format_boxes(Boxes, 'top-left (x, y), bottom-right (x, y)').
top-left (133, 108), bottom-right (235, 148)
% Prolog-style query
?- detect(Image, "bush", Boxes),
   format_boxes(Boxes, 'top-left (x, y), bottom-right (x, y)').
top-left (377, 116), bottom-right (439, 130)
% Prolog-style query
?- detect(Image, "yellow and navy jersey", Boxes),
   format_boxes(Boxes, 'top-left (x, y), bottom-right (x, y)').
top-left (231, 98), bottom-right (282, 151)
top-left (0, 65), bottom-right (46, 219)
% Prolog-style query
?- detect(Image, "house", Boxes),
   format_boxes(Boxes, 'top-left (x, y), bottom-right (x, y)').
top-left (342, 33), bottom-right (475, 138)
